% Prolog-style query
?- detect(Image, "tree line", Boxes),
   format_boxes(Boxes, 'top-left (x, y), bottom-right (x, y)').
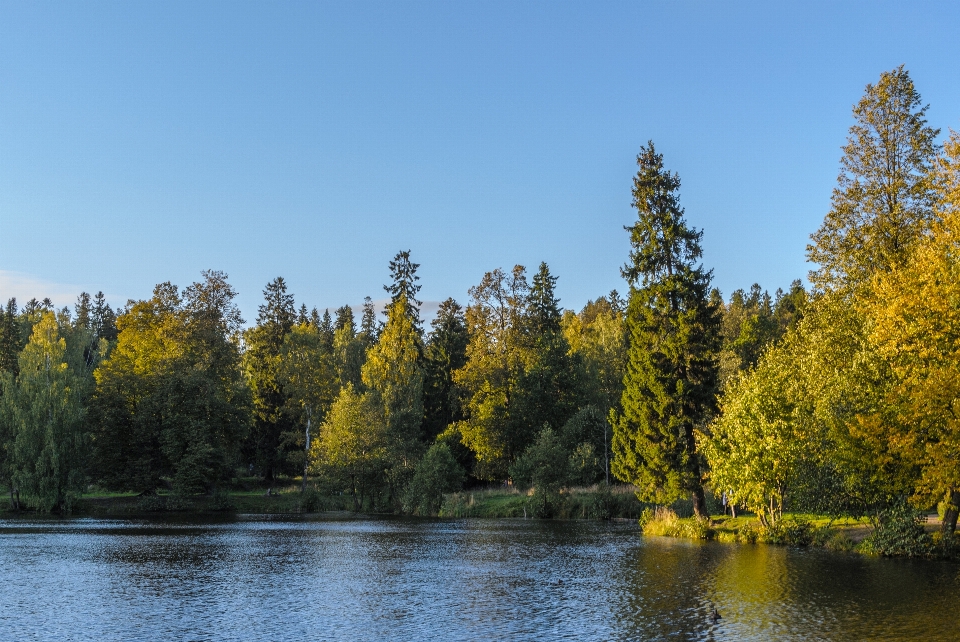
top-left (2, 66), bottom-right (959, 538)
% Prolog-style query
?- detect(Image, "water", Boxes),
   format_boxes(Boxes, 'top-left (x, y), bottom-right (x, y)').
top-left (1, 516), bottom-right (957, 641)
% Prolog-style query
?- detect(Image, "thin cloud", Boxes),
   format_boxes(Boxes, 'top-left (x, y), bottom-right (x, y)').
top-left (0, 270), bottom-right (117, 310)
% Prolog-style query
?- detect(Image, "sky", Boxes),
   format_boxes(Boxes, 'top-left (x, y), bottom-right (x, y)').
top-left (2, 1), bottom-right (959, 324)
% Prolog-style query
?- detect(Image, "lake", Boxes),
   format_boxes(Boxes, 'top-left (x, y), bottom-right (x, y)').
top-left (1, 516), bottom-right (958, 641)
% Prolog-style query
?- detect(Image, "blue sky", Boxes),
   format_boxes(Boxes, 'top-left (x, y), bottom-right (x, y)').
top-left (2, 1), bottom-right (959, 323)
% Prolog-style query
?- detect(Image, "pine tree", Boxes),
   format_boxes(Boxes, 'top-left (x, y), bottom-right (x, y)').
top-left (0, 299), bottom-right (21, 376)
top-left (92, 292), bottom-right (117, 343)
top-left (335, 305), bottom-right (355, 334)
top-left (360, 296), bottom-right (380, 344)
top-left (243, 277), bottom-right (297, 480)
top-left (422, 298), bottom-right (468, 441)
top-left (513, 262), bottom-right (582, 443)
top-left (384, 250), bottom-right (422, 330)
top-left (362, 295), bottom-right (425, 506)
top-left (527, 262), bottom-right (562, 336)
top-left (612, 142), bottom-right (721, 519)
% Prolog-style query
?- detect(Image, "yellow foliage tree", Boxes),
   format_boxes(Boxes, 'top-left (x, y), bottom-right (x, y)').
top-left (868, 131), bottom-right (960, 534)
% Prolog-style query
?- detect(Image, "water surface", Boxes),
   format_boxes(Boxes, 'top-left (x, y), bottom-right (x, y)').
top-left (1, 516), bottom-right (957, 640)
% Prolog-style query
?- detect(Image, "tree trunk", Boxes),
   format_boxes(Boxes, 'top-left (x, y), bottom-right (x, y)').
top-left (941, 489), bottom-right (960, 536)
top-left (692, 486), bottom-right (708, 519)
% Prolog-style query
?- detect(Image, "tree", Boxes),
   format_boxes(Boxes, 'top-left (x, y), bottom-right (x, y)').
top-left (278, 324), bottom-right (337, 491)
top-left (243, 277), bottom-right (297, 480)
top-left (402, 441), bottom-right (465, 516)
top-left (867, 131), bottom-right (960, 534)
top-left (704, 341), bottom-right (817, 528)
top-left (362, 295), bottom-right (425, 505)
top-left (562, 295), bottom-right (627, 420)
top-left (360, 296), bottom-right (380, 344)
top-left (310, 383), bottom-right (386, 511)
top-left (453, 266), bottom-right (530, 479)
top-left (2, 312), bottom-right (88, 512)
top-left (510, 263), bottom-right (584, 438)
top-left (384, 250), bottom-right (423, 330)
top-left (808, 66), bottom-right (941, 293)
top-left (0, 298), bottom-right (22, 376)
top-left (718, 284), bottom-right (778, 388)
top-left (92, 272), bottom-right (249, 495)
top-left (422, 298), bottom-right (468, 442)
top-left (92, 292), bottom-right (118, 343)
top-left (334, 305), bottom-right (355, 334)
top-left (612, 142), bottom-right (721, 519)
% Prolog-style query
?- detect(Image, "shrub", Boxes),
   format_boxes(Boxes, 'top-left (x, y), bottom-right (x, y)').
top-left (641, 506), bottom-right (683, 537)
top-left (299, 488), bottom-right (322, 513)
top-left (402, 442), bottom-right (466, 516)
top-left (864, 503), bottom-right (932, 557)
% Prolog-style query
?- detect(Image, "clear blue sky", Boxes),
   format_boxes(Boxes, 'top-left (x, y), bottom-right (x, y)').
top-left (2, 1), bottom-right (959, 323)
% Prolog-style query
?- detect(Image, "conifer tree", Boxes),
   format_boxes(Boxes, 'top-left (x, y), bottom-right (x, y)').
top-left (360, 296), bottom-right (379, 344)
top-left (384, 250), bottom-right (422, 330)
top-left (423, 298), bottom-right (468, 440)
top-left (0, 299), bottom-right (21, 376)
top-left (243, 277), bottom-right (297, 480)
top-left (612, 142), bottom-right (721, 518)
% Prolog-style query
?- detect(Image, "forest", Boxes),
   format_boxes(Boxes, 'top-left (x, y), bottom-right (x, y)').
top-left (2, 66), bottom-right (959, 543)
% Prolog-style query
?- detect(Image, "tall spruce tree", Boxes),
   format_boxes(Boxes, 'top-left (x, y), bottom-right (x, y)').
top-left (612, 142), bottom-right (721, 519)
top-left (243, 277), bottom-right (297, 480)
top-left (422, 298), bottom-right (468, 441)
top-left (384, 250), bottom-right (422, 330)
top-left (512, 263), bottom-right (582, 441)
top-left (0, 299), bottom-right (21, 376)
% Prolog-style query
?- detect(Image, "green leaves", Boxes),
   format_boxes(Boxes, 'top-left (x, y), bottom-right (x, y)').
top-left (613, 142), bottom-right (720, 518)
top-left (808, 66), bottom-right (941, 294)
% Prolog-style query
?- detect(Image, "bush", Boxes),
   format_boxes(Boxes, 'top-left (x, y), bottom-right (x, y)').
top-left (640, 506), bottom-right (677, 536)
top-left (402, 443), bottom-right (465, 516)
top-left (299, 488), bottom-right (322, 513)
top-left (759, 520), bottom-right (815, 546)
top-left (509, 426), bottom-right (569, 493)
top-left (864, 503), bottom-right (932, 557)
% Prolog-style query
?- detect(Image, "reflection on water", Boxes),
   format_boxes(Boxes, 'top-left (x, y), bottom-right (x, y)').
top-left (0, 516), bottom-right (957, 641)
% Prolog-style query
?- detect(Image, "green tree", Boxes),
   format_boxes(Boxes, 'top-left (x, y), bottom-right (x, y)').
top-left (718, 284), bottom-right (778, 388)
top-left (92, 273), bottom-right (249, 495)
top-left (0, 298), bottom-right (22, 376)
top-left (511, 263), bottom-right (584, 450)
top-left (278, 323), bottom-right (337, 491)
top-left (808, 66), bottom-right (941, 293)
top-left (310, 383), bottom-right (386, 511)
top-left (612, 142), bottom-right (721, 519)
top-left (2, 313), bottom-right (88, 512)
top-left (422, 298), bottom-right (468, 441)
top-left (454, 266), bottom-right (530, 479)
top-left (402, 441), bottom-right (465, 516)
top-left (243, 277), bottom-right (297, 480)
top-left (562, 294), bottom-right (627, 421)
top-left (384, 250), bottom-right (423, 331)
top-left (362, 295), bottom-right (425, 505)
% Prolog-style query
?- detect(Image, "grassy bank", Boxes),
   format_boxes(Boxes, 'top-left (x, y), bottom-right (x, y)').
top-left (0, 480), bottom-right (358, 517)
top-left (440, 485), bottom-right (648, 519)
top-left (639, 506), bottom-right (960, 559)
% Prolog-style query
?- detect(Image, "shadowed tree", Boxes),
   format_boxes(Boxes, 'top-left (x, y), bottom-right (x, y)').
top-left (612, 142), bottom-right (721, 519)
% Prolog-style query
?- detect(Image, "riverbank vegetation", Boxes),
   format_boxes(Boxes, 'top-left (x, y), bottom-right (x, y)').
top-left (3, 67), bottom-right (960, 559)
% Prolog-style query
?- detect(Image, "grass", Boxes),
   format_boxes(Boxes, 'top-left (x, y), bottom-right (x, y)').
top-left (440, 484), bottom-right (647, 519)
top-left (640, 508), bottom-right (879, 552)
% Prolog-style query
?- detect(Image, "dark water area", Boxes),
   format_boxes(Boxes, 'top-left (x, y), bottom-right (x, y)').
top-left (1, 516), bottom-right (958, 641)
